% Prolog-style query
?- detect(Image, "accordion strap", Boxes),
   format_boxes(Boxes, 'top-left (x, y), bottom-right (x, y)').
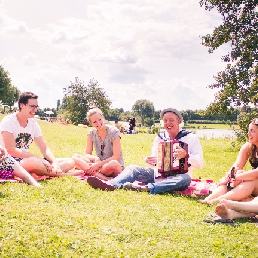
top-left (158, 129), bottom-right (191, 141)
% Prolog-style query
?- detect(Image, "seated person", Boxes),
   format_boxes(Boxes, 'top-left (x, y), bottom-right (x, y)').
top-left (0, 145), bottom-right (41, 187)
top-left (0, 91), bottom-right (81, 178)
top-left (73, 107), bottom-right (124, 180)
top-left (199, 118), bottom-right (258, 205)
top-left (87, 108), bottom-right (204, 194)
top-left (114, 120), bottom-right (121, 131)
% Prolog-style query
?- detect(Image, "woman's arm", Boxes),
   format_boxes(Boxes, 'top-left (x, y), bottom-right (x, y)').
top-left (231, 142), bottom-right (250, 171)
top-left (219, 142), bottom-right (251, 185)
top-left (85, 135), bottom-right (93, 155)
top-left (235, 168), bottom-right (258, 181)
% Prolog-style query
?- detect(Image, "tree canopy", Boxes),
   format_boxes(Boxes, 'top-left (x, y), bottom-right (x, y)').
top-left (200, 0), bottom-right (258, 128)
top-left (132, 99), bottom-right (155, 126)
top-left (0, 65), bottom-right (20, 109)
top-left (62, 77), bottom-right (111, 125)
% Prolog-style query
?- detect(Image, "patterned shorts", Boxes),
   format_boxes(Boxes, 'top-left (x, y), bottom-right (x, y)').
top-left (0, 154), bottom-right (15, 179)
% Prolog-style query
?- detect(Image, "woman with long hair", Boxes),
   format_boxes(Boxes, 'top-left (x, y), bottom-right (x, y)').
top-left (73, 107), bottom-right (124, 180)
top-left (200, 118), bottom-right (258, 205)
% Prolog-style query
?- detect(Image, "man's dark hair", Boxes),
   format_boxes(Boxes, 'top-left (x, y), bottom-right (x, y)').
top-left (18, 92), bottom-right (38, 110)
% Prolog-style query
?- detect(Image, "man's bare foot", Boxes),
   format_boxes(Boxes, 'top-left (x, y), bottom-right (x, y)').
top-left (66, 170), bottom-right (85, 176)
top-left (215, 203), bottom-right (232, 219)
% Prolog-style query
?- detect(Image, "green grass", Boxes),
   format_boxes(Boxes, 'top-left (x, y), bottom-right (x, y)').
top-left (0, 115), bottom-right (257, 257)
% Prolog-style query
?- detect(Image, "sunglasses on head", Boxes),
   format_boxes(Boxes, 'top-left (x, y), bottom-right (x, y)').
top-left (101, 144), bottom-right (105, 156)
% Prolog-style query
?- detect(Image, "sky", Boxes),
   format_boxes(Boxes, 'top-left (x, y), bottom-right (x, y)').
top-left (0, 0), bottom-right (230, 111)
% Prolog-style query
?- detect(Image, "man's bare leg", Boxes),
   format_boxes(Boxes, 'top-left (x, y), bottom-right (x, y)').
top-left (13, 163), bottom-right (42, 187)
top-left (20, 157), bottom-right (55, 176)
top-left (20, 157), bottom-right (81, 177)
top-left (57, 158), bottom-right (75, 172)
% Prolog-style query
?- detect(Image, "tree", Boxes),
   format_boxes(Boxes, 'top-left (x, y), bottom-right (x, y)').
top-left (62, 77), bottom-right (112, 125)
top-left (132, 99), bottom-right (155, 126)
top-left (0, 65), bottom-right (11, 100)
top-left (0, 65), bottom-right (20, 110)
top-left (200, 0), bottom-right (258, 130)
top-left (106, 108), bottom-right (124, 121)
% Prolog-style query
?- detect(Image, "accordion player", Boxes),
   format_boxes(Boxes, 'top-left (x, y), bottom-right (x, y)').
top-left (157, 139), bottom-right (189, 177)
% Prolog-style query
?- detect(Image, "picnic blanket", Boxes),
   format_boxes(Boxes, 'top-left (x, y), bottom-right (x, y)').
top-left (0, 174), bottom-right (51, 183)
top-left (1, 174), bottom-right (217, 197)
top-left (178, 179), bottom-right (217, 197)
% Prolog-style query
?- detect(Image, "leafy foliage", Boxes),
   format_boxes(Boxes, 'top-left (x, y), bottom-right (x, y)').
top-left (200, 1), bottom-right (258, 119)
top-left (62, 77), bottom-right (111, 125)
top-left (132, 99), bottom-right (155, 126)
top-left (106, 108), bottom-right (124, 121)
top-left (0, 65), bottom-right (20, 109)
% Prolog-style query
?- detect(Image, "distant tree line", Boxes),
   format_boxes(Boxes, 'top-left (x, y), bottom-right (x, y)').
top-left (0, 69), bottom-right (255, 137)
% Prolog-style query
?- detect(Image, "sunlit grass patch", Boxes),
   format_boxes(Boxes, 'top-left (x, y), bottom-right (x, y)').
top-left (0, 116), bottom-right (257, 257)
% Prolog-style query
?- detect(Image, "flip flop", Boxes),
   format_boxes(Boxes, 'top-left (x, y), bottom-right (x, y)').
top-left (204, 213), bottom-right (235, 226)
top-left (249, 216), bottom-right (258, 227)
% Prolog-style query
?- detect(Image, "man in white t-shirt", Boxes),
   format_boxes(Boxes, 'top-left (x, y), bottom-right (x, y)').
top-left (0, 92), bottom-right (76, 177)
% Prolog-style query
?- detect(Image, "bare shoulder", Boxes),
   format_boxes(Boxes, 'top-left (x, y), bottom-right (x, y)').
top-left (240, 142), bottom-right (252, 152)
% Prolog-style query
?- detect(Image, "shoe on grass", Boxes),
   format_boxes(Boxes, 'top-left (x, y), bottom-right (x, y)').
top-left (123, 182), bottom-right (149, 192)
top-left (87, 176), bottom-right (115, 191)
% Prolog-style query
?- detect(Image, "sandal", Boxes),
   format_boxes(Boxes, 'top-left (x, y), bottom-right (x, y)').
top-left (204, 213), bottom-right (235, 226)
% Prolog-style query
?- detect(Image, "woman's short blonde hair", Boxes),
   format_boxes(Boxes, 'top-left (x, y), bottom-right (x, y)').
top-left (86, 106), bottom-right (104, 122)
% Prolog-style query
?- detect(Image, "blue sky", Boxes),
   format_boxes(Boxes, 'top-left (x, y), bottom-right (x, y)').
top-left (0, 0), bottom-right (230, 111)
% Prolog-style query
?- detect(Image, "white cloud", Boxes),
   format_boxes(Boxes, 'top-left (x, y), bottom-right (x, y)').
top-left (22, 53), bottom-right (37, 66)
top-left (0, 0), bottom-right (229, 112)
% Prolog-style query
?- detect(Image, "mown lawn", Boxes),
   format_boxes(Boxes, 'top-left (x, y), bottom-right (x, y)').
top-left (0, 116), bottom-right (257, 258)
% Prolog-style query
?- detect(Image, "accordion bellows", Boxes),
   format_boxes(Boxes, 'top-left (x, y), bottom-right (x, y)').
top-left (157, 140), bottom-right (188, 175)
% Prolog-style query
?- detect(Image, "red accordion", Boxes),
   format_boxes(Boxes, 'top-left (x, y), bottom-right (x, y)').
top-left (157, 140), bottom-right (188, 176)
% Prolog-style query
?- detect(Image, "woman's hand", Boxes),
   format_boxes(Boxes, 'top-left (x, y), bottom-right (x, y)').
top-left (218, 176), bottom-right (227, 186)
top-left (145, 156), bottom-right (157, 167)
top-left (86, 162), bottom-right (102, 175)
top-left (51, 162), bottom-right (62, 175)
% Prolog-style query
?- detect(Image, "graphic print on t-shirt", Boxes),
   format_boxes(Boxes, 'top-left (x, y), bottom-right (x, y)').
top-left (15, 133), bottom-right (33, 150)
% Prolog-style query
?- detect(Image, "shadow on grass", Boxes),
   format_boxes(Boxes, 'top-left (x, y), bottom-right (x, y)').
top-left (0, 192), bottom-right (7, 198)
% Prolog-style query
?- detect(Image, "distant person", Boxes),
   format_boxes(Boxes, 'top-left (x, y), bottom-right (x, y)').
top-left (72, 106), bottom-right (124, 180)
top-left (199, 118), bottom-right (258, 205)
top-left (114, 120), bottom-right (121, 132)
top-left (87, 108), bottom-right (204, 194)
top-left (131, 117), bottom-right (136, 131)
top-left (128, 118), bottom-right (133, 134)
top-left (0, 145), bottom-right (41, 187)
top-left (0, 91), bottom-right (79, 177)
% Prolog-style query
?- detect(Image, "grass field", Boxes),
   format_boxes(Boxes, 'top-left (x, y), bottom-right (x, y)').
top-left (0, 116), bottom-right (257, 257)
